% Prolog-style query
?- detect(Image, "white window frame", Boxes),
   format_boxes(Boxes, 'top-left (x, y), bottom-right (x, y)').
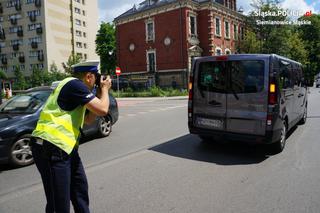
top-left (146, 49), bottom-right (156, 72)
top-left (233, 23), bottom-right (238, 40)
top-left (145, 19), bottom-right (155, 42)
top-left (189, 13), bottom-right (197, 36)
top-left (215, 47), bottom-right (222, 56)
top-left (225, 48), bottom-right (231, 55)
top-left (215, 17), bottom-right (221, 37)
top-left (224, 20), bottom-right (230, 39)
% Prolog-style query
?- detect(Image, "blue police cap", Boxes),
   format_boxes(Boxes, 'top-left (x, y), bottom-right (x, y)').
top-left (72, 60), bottom-right (100, 73)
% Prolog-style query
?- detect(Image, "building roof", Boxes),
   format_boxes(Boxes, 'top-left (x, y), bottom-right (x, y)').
top-left (114, 0), bottom-right (221, 21)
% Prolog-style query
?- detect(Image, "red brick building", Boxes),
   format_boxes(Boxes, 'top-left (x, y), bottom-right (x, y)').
top-left (114, 0), bottom-right (245, 88)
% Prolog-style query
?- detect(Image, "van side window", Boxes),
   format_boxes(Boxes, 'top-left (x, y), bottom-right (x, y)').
top-left (279, 60), bottom-right (293, 89)
top-left (198, 61), bottom-right (226, 93)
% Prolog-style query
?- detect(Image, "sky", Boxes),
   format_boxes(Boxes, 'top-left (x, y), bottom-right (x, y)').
top-left (98, 0), bottom-right (320, 23)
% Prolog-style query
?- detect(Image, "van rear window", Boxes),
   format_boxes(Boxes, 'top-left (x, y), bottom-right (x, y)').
top-left (198, 60), bottom-right (265, 93)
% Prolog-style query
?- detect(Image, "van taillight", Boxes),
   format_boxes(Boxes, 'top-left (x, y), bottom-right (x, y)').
top-left (267, 115), bottom-right (273, 126)
top-left (188, 76), bottom-right (193, 118)
top-left (267, 80), bottom-right (277, 126)
top-left (188, 76), bottom-right (193, 100)
top-left (268, 83), bottom-right (277, 105)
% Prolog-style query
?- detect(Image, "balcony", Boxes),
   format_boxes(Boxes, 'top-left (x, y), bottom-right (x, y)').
top-left (15, 3), bottom-right (21, 11)
top-left (17, 29), bottom-right (23, 37)
top-left (38, 54), bottom-right (44, 61)
top-left (13, 44), bottom-right (19, 51)
top-left (19, 56), bottom-right (25, 63)
top-left (36, 27), bottom-right (42, 34)
top-left (31, 41), bottom-right (38, 49)
top-left (1, 58), bottom-right (7, 65)
top-left (35, 0), bottom-right (41, 8)
top-left (29, 15), bottom-right (36, 22)
top-left (10, 18), bottom-right (17, 25)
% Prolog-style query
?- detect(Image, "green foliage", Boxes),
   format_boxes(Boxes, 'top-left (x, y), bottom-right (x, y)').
top-left (110, 87), bottom-right (188, 97)
top-left (239, 2), bottom-right (308, 65)
top-left (298, 14), bottom-right (320, 78)
top-left (96, 22), bottom-right (116, 74)
top-left (30, 66), bottom-right (45, 87)
top-left (13, 65), bottom-right (27, 90)
top-left (238, 30), bottom-right (261, 53)
top-left (49, 62), bottom-right (70, 81)
top-left (0, 70), bottom-right (7, 80)
top-left (63, 54), bottom-right (82, 74)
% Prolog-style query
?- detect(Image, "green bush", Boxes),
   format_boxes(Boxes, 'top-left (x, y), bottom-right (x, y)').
top-left (110, 86), bottom-right (188, 97)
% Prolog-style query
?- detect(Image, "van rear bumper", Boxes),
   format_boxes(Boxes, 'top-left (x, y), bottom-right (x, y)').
top-left (189, 125), bottom-right (281, 144)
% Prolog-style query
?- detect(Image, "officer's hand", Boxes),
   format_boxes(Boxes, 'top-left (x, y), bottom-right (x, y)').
top-left (100, 75), bottom-right (112, 91)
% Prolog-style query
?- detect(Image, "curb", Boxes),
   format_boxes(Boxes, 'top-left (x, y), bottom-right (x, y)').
top-left (115, 96), bottom-right (188, 101)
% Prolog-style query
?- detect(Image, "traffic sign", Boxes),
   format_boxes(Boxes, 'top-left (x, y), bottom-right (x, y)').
top-left (115, 67), bottom-right (121, 76)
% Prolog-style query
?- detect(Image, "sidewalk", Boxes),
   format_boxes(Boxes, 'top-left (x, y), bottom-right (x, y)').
top-left (115, 96), bottom-right (188, 101)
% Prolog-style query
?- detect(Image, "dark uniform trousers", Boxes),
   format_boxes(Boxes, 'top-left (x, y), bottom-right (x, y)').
top-left (31, 139), bottom-right (90, 213)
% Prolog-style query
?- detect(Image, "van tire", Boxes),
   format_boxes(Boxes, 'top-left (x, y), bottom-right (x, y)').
top-left (272, 121), bottom-right (287, 154)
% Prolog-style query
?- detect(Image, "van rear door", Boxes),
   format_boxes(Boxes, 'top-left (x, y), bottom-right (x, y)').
top-left (227, 60), bottom-right (268, 136)
top-left (193, 59), bottom-right (227, 131)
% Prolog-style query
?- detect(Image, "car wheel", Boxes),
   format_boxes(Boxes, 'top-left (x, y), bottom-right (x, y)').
top-left (97, 116), bottom-right (112, 137)
top-left (272, 121), bottom-right (287, 154)
top-left (9, 134), bottom-right (34, 167)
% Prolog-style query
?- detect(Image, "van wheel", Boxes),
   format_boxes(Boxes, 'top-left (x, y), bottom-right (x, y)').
top-left (272, 121), bottom-right (287, 154)
top-left (298, 106), bottom-right (307, 125)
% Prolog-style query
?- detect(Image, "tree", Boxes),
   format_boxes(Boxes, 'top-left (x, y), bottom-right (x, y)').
top-left (238, 30), bottom-right (261, 53)
top-left (96, 22), bottom-right (116, 74)
top-left (238, 1), bottom-right (308, 65)
top-left (0, 70), bottom-right (7, 101)
top-left (30, 67), bottom-right (46, 87)
top-left (13, 65), bottom-right (27, 90)
top-left (298, 14), bottom-right (320, 78)
top-left (0, 70), bottom-right (7, 80)
top-left (62, 54), bottom-right (82, 74)
top-left (49, 62), bottom-right (69, 82)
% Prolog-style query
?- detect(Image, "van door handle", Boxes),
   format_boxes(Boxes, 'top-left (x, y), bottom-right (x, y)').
top-left (298, 94), bottom-right (304, 98)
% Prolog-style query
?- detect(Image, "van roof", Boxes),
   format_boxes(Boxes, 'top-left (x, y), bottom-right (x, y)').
top-left (194, 54), bottom-right (302, 65)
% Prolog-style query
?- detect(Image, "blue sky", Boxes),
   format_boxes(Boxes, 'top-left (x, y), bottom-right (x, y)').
top-left (98, 0), bottom-right (320, 23)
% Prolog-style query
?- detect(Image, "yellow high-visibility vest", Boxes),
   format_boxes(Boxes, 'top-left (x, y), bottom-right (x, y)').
top-left (32, 77), bottom-right (86, 154)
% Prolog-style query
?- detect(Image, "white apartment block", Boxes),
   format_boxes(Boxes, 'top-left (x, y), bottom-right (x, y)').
top-left (0, 0), bottom-right (99, 78)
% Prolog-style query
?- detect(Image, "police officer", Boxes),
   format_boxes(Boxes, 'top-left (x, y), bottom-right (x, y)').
top-left (31, 61), bottom-right (111, 213)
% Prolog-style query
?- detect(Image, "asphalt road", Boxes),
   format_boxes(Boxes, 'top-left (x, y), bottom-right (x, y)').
top-left (1, 88), bottom-right (320, 213)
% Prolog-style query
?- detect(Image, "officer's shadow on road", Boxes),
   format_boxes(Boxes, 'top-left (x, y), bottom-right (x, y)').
top-left (149, 134), bottom-right (270, 165)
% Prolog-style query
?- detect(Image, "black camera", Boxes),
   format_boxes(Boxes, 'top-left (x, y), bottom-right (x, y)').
top-left (95, 73), bottom-right (107, 87)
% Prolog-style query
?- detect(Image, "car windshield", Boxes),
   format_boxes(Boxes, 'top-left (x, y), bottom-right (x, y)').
top-left (0, 90), bottom-right (51, 114)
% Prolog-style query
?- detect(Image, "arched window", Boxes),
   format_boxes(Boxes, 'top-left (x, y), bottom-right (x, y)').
top-left (215, 47), bottom-right (222, 56)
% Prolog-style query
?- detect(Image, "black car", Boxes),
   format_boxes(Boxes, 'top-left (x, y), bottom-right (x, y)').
top-left (0, 86), bottom-right (118, 167)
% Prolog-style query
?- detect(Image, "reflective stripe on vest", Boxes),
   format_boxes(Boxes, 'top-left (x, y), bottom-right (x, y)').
top-left (32, 77), bottom-right (86, 154)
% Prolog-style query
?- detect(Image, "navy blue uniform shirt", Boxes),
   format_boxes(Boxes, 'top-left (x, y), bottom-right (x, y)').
top-left (57, 79), bottom-right (95, 111)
